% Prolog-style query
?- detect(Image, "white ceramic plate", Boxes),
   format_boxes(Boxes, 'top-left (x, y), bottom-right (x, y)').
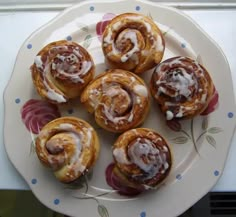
top-left (4, 0), bottom-right (236, 217)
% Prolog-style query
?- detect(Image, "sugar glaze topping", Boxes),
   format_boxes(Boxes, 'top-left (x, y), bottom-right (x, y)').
top-left (154, 57), bottom-right (211, 120)
top-left (113, 135), bottom-right (170, 182)
top-left (39, 121), bottom-right (94, 177)
top-left (86, 71), bottom-right (149, 129)
top-left (34, 43), bottom-right (92, 103)
top-left (103, 14), bottom-right (164, 66)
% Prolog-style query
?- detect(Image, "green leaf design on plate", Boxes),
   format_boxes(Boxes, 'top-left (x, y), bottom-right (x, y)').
top-left (196, 54), bottom-right (203, 65)
top-left (98, 204), bottom-right (109, 217)
top-left (208, 127), bottom-right (222, 134)
top-left (206, 135), bottom-right (216, 147)
top-left (64, 182), bottom-right (84, 190)
top-left (87, 170), bottom-right (93, 181)
top-left (202, 117), bottom-right (208, 130)
top-left (147, 12), bottom-right (153, 20)
top-left (30, 139), bottom-right (36, 155)
top-left (64, 175), bottom-right (87, 190)
top-left (77, 23), bottom-right (89, 32)
top-left (82, 35), bottom-right (93, 49)
top-left (171, 136), bottom-right (188, 144)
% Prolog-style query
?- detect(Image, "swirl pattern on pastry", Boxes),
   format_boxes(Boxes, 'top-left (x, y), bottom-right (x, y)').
top-left (35, 117), bottom-right (100, 183)
top-left (80, 69), bottom-right (150, 133)
top-left (112, 128), bottom-right (172, 189)
top-left (150, 56), bottom-right (214, 120)
top-left (31, 40), bottom-right (95, 104)
top-left (102, 13), bottom-right (165, 74)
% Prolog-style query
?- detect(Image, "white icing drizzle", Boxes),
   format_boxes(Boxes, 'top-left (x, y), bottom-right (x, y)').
top-left (34, 55), bottom-right (44, 69)
top-left (45, 140), bottom-right (63, 154)
top-left (175, 108), bottom-right (183, 118)
top-left (59, 123), bottom-right (74, 130)
top-left (128, 112), bottom-right (134, 123)
top-left (162, 69), bottom-right (195, 98)
top-left (133, 84), bottom-right (148, 97)
top-left (46, 88), bottom-right (66, 103)
top-left (34, 44), bottom-right (91, 103)
top-left (154, 57), bottom-right (210, 119)
top-left (69, 133), bottom-right (82, 150)
top-left (119, 31), bottom-right (140, 62)
top-left (113, 148), bottom-right (131, 164)
top-left (103, 29), bottom-right (113, 44)
top-left (125, 15), bottom-right (143, 22)
top-left (128, 139), bottom-right (169, 180)
top-left (166, 110), bottom-right (174, 120)
top-left (144, 22), bottom-right (151, 32)
top-left (155, 35), bottom-right (164, 52)
top-left (83, 127), bottom-right (92, 147)
top-left (163, 146), bottom-right (169, 152)
top-left (48, 155), bottom-right (65, 168)
top-left (201, 93), bottom-right (207, 103)
top-left (102, 104), bottom-right (126, 124)
top-left (104, 15), bottom-right (156, 65)
top-left (45, 131), bottom-right (84, 174)
top-left (63, 132), bottom-right (86, 175)
top-left (136, 97), bottom-right (141, 104)
top-left (112, 21), bottom-right (122, 31)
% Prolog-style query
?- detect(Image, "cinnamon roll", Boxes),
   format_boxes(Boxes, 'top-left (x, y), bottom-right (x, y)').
top-left (31, 40), bottom-right (95, 104)
top-left (35, 117), bottom-right (100, 183)
top-left (111, 128), bottom-right (172, 190)
top-left (80, 69), bottom-right (150, 133)
top-left (150, 56), bottom-right (214, 120)
top-left (102, 13), bottom-right (165, 74)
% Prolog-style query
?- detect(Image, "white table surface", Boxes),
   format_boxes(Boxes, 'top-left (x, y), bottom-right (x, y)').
top-left (0, 8), bottom-right (236, 191)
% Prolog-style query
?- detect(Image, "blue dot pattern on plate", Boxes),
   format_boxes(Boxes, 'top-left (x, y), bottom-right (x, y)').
top-left (181, 43), bottom-right (186, 48)
top-left (54, 199), bottom-right (60, 205)
top-left (67, 109), bottom-right (74, 114)
top-left (31, 178), bottom-right (37, 184)
top-left (90, 6), bottom-right (94, 11)
top-left (176, 174), bottom-right (182, 180)
top-left (228, 112), bottom-right (234, 118)
top-left (140, 211), bottom-right (146, 217)
top-left (214, 170), bottom-right (220, 176)
top-left (136, 6), bottom-right (141, 11)
top-left (66, 35), bottom-right (72, 41)
top-left (15, 98), bottom-right (21, 104)
top-left (27, 44), bottom-right (32, 49)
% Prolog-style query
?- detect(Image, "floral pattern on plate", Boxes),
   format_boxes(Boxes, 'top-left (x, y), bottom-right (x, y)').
top-left (21, 99), bottom-right (61, 134)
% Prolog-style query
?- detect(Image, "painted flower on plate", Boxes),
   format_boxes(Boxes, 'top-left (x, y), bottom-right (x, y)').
top-left (105, 163), bottom-right (143, 196)
top-left (96, 13), bottom-right (116, 41)
top-left (21, 99), bottom-right (61, 134)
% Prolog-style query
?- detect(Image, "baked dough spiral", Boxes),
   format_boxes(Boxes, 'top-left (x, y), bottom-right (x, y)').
top-left (80, 69), bottom-right (150, 133)
top-left (35, 117), bottom-right (100, 183)
top-left (31, 40), bottom-right (95, 104)
top-left (150, 56), bottom-right (214, 120)
top-left (112, 128), bottom-right (172, 190)
top-left (102, 13), bottom-right (165, 74)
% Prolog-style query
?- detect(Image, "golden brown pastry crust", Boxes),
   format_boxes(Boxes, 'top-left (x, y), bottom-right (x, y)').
top-left (112, 128), bottom-right (172, 189)
top-left (31, 40), bottom-right (95, 104)
top-left (102, 13), bottom-right (165, 74)
top-left (80, 69), bottom-right (150, 133)
top-left (150, 56), bottom-right (214, 120)
top-left (35, 117), bottom-right (100, 183)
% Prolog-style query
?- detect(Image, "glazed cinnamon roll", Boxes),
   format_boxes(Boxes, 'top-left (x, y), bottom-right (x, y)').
top-left (31, 40), bottom-right (95, 104)
top-left (111, 128), bottom-right (172, 190)
top-left (80, 69), bottom-right (150, 133)
top-left (102, 13), bottom-right (165, 74)
top-left (150, 56), bottom-right (214, 120)
top-left (35, 117), bottom-right (100, 183)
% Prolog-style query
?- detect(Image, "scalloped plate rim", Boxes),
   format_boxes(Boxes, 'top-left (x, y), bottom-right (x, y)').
top-left (3, 1), bottom-right (236, 217)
